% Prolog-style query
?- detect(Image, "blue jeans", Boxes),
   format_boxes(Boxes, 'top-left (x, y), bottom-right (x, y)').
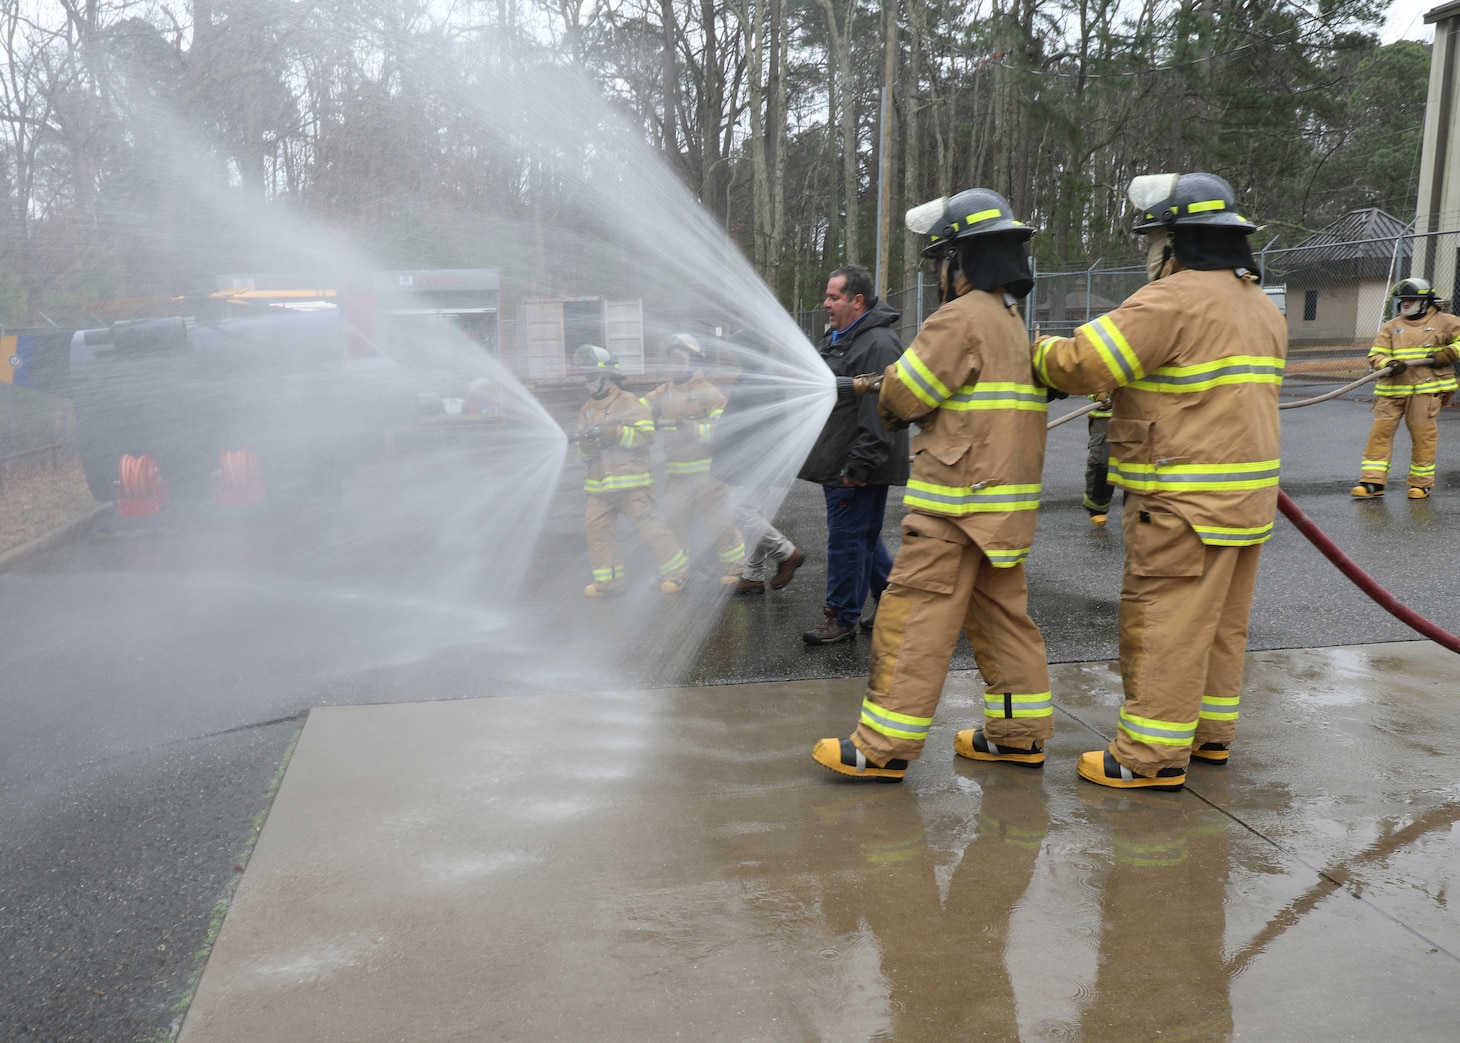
top-left (822, 484), bottom-right (893, 626)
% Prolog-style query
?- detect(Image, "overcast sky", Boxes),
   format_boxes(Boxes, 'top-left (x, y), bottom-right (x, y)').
top-left (1385, 0), bottom-right (1438, 42)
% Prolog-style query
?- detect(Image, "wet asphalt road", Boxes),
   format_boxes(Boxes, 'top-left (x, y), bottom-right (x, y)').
top-left (2, 394), bottom-right (1458, 1041)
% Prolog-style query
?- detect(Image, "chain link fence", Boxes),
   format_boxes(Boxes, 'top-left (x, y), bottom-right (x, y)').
top-left (791, 222), bottom-right (1460, 403)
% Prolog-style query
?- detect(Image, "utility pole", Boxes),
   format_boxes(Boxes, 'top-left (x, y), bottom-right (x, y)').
top-left (873, 1), bottom-right (899, 297)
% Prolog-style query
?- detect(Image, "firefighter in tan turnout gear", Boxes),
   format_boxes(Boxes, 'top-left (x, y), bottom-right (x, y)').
top-left (641, 334), bottom-right (747, 584)
top-left (1351, 278), bottom-right (1460, 500)
top-left (813, 188), bottom-right (1055, 783)
top-left (1032, 171), bottom-right (1287, 790)
top-left (574, 344), bottom-right (690, 596)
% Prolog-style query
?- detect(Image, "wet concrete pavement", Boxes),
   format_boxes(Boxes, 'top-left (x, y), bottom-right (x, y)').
top-left (3, 395), bottom-right (1460, 1040)
top-left (177, 642), bottom-right (1460, 1042)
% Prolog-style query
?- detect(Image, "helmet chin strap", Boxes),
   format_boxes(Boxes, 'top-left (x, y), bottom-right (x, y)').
top-left (1145, 234), bottom-right (1173, 282)
top-left (941, 253), bottom-right (961, 303)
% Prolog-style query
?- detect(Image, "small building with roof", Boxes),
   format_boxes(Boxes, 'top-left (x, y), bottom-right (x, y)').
top-left (1264, 208), bottom-right (1411, 345)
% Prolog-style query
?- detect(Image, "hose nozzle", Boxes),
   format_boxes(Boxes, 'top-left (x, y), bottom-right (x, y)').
top-left (835, 373), bottom-right (885, 401)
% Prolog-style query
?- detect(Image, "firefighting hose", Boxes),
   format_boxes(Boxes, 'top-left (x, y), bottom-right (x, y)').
top-left (1049, 357), bottom-right (1460, 654)
top-left (845, 357), bottom-right (1460, 650)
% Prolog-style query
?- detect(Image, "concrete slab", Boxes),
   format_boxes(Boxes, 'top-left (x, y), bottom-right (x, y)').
top-left (179, 642), bottom-right (1460, 1042)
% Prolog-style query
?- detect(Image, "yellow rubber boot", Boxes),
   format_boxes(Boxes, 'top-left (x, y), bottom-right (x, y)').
top-left (1077, 749), bottom-right (1185, 791)
top-left (1190, 741), bottom-right (1229, 764)
top-left (1350, 482), bottom-right (1385, 498)
top-left (953, 728), bottom-right (1045, 768)
top-left (812, 738), bottom-right (907, 782)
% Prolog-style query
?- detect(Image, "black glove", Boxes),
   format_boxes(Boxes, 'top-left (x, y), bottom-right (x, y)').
top-left (878, 401), bottom-right (910, 432)
top-left (1045, 385), bottom-right (1069, 401)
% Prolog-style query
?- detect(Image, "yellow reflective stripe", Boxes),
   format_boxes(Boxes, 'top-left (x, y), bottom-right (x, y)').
top-left (1375, 377), bottom-right (1457, 394)
top-left (1185, 199), bottom-right (1226, 214)
top-left (984, 547), bottom-right (1031, 567)
top-left (585, 472), bottom-right (654, 492)
top-left (1191, 522), bottom-right (1272, 546)
top-left (894, 349), bottom-right (950, 409)
top-left (942, 382), bottom-right (1049, 412)
top-left (1118, 710), bottom-right (1197, 747)
top-left (1115, 836), bottom-right (1187, 867)
top-left (592, 566), bottom-right (617, 582)
top-left (1200, 695), bottom-right (1240, 722)
top-left (666, 459), bottom-right (712, 474)
top-left (982, 690), bottom-right (1054, 717)
top-left (1126, 355), bottom-right (1285, 393)
top-left (859, 698), bottom-right (934, 741)
top-left (1079, 315), bottom-right (1144, 385)
top-left (1109, 459), bottom-right (1280, 493)
top-left (861, 831), bottom-right (926, 864)
top-left (657, 548), bottom-right (688, 575)
top-left (1411, 463), bottom-right (1436, 475)
top-left (904, 481), bottom-right (1041, 514)
top-left (718, 543), bottom-right (746, 564)
top-left (951, 207), bottom-right (1009, 232)
top-left (1031, 336), bottom-right (1061, 386)
top-left (978, 811), bottom-right (1046, 850)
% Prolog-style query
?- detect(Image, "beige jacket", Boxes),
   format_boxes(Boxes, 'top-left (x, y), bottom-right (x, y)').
top-left (880, 289), bottom-right (1048, 567)
top-left (1367, 308), bottom-right (1460, 396)
top-left (1033, 266), bottom-right (1287, 547)
top-left (641, 371), bottom-right (726, 476)
top-left (577, 383), bottom-right (657, 493)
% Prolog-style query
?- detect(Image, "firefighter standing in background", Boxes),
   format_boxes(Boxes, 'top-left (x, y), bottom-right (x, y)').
top-left (1085, 395), bottom-right (1115, 526)
top-left (1351, 278), bottom-right (1460, 500)
top-left (574, 344), bottom-right (690, 596)
top-left (642, 334), bottom-right (747, 585)
top-left (1032, 171), bottom-right (1287, 790)
top-left (813, 188), bottom-right (1054, 782)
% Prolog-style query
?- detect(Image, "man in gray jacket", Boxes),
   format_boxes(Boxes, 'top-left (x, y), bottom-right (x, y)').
top-left (798, 264), bottom-right (911, 644)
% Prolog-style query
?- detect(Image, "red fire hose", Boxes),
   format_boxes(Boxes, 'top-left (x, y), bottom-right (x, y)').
top-left (1276, 489), bottom-right (1460, 654)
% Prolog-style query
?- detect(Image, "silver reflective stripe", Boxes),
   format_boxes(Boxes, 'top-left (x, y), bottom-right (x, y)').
top-left (1134, 361), bottom-right (1284, 387)
top-left (1088, 319), bottom-right (1138, 383)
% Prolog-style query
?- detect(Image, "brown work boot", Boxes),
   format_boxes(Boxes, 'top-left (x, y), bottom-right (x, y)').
top-left (734, 577), bottom-right (765, 595)
top-left (770, 548), bottom-right (806, 589)
top-left (803, 612), bottom-right (855, 645)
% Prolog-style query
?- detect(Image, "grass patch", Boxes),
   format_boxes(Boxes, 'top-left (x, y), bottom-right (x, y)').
top-left (0, 453), bottom-right (99, 553)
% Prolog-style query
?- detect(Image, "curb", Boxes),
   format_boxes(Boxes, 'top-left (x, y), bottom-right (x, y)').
top-left (0, 503), bottom-right (110, 572)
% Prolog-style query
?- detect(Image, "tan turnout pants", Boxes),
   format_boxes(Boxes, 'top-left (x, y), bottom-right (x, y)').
top-left (585, 488), bottom-right (687, 586)
top-left (852, 513), bottom-right (1052, 765)
top-left (1361, 393), bottom-right (1441, 488)
top-left (1112, 499), bottom-right (1261, 775)
top-left (663, 474), bottom-right (746, 574)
